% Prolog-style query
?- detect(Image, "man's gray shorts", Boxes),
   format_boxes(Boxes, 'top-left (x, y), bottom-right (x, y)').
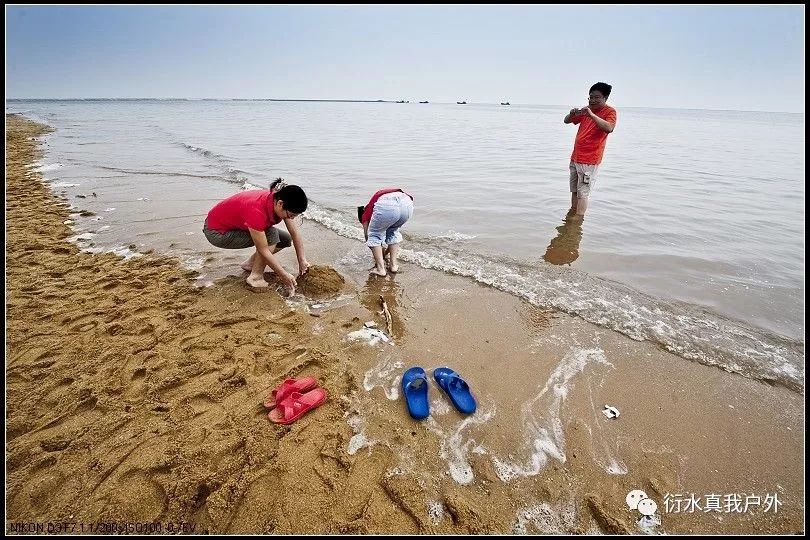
top-left (203, 219), bottom-right (291, 250)
top-left (569, 161), bottom-right (599, 198)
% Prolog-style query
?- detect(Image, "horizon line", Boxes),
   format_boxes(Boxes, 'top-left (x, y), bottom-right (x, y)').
top-left (5, 98), bottom-right (800, 115)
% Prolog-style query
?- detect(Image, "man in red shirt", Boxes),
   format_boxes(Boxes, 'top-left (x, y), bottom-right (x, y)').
top-left (564, 82), bottom-right (617, 219)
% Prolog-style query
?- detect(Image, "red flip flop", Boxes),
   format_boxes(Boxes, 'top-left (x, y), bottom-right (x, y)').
top-left (267, 388), bottom-right (327, 425)
top-left (263, 376), bottom-right (318, 409)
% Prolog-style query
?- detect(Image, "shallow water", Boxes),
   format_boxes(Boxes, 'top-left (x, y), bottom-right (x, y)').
top-left (8, 99), bottom-right (805, 390)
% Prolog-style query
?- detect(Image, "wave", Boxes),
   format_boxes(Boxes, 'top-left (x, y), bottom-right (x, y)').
top-left (95, 165), bottom-right (238, 183)
top-left (305, 203), bottom-right (804, 393)
top-left (176, 142), bottom-right (254, 186)
top-left (179, 142), bottom-right (229, 161)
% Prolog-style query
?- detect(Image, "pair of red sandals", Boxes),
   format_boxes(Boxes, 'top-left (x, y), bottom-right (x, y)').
top-left (263, 376), bottom-right (327, 424)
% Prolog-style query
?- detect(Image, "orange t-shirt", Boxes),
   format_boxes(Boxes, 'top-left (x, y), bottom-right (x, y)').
top-left (570, 105), bottom-right (617, 165)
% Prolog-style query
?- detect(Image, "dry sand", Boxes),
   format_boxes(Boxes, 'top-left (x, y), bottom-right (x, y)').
top-left (5, 114), bottom-right (804, 534)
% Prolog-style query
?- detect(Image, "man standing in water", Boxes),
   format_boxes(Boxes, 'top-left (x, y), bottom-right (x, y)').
top-left (563, 82), bottom-right (617, 219)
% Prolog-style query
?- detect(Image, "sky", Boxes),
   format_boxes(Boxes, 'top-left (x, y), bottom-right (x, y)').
top-left (5, 5), bottom-right (806, 112)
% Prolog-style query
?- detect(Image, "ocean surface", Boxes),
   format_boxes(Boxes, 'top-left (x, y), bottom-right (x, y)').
top-left (7, 99), bottom-right (805, 391)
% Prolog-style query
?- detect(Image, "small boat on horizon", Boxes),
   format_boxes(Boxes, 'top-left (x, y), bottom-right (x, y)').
top-left (419, 101), bottom-right (429, 104)
top-left (395, 100), bottom-right (409, 103)
top-left (457, 101), bottom-right (467, 104)
top-left (500, 102), bottom-right (510, 106)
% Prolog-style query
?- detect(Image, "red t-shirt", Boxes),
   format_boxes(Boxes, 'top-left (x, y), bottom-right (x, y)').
top-left (361, 188), bottom-right (414, 224)
top-left (570, 105), bottom-right (617, 165)
top-left (206, 190), bottom-right (281, 233)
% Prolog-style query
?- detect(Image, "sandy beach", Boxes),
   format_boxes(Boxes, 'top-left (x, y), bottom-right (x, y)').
top-left (5, 114), bottom-right (804, 534)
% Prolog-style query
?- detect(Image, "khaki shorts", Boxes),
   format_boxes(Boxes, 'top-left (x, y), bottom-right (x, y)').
top-left (569, 161), bottom-right (599, 198)
top-left (203, 219), bottom-right (291, 250)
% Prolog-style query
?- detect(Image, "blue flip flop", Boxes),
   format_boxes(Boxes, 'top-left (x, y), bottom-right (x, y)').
top-left (402, 367), bottom-right (430, 419)
top-left (433, 367), bottom-right (476, 414)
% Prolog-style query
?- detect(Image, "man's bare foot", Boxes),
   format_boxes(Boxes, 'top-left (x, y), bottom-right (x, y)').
top-left (246, 274), bottom-right (269, 288)
top-left (369, 267), bottom-right (387, 277)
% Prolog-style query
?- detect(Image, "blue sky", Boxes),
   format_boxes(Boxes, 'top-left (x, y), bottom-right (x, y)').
top-left (5, 5), bottom-right (805, 111)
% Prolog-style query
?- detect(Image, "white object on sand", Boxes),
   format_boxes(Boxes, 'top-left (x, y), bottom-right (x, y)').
top-left (602, 405), bottom-right (620, 419)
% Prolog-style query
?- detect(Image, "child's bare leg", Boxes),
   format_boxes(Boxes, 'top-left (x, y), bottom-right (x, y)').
top-left (369, 246), bottom-right (387, 276)
top-left (246, 247), bottom-right (271, 288)
top-left (388, 243), bottom-right (401, 273)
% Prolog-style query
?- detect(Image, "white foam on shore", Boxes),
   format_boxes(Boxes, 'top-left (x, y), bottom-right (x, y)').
top-left (427, 408), bottom-right (496, 485)
top-left (428, 396), bottom-right (452, 416)
top-left (346, 327), bottom-right (391, 347)
top-left (586, 382), bottom-right (628, 476)
top-left (433, 230), bottom-right (477, 241)
top-left (362, 353), bottom-right (404, 400)
top-left (181, 256), bottom-right (206, 271)
top-left (306, 204), bottom-right (365, 242)
top-left (492, 347), bottom-right (610, 482)
top-left (427, 500), bottom-right (445, 525)
top-left (110, 246), bottom-right (144, 260)
top-left (51, 182), bottom-right (79, 188)
top-left (32, 163), bottom-right (63, 173)
top-left (512, 502), bottom-right (575, 534)
top-left (347, 432), bottom-right (371, 456)
top-left (637, 513), bottom-right (662, 534)
top-left (81, 245), bottom-right (143, 260)
top-left (346, 413), bottom-right (377, 455)
top-left (67, 232), bottom-right (96, 243)
top-left (306, 294), bottom-right (355, 313)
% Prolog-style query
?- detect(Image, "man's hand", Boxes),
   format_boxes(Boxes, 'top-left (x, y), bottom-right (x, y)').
top-left (280, 270), bottom-right (297, 291)
top-left (570, 107), bottom-right (580, 116)
top-left (298, 258), bottom-right (311, 277)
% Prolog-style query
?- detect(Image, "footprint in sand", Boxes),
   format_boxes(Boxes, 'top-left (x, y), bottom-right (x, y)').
top-left (37, 377), bottom-right (75, 408)
top-left (101, 470), bottom-right (168, 522)
top-left (226, 473), bottom-right (284, 532)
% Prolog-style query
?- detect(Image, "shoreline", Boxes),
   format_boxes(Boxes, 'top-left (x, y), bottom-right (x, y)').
top-left (6, 113), bottom-right (804, 534)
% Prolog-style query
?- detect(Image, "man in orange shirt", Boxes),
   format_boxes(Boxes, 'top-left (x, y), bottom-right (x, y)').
top-left (564, 82), bottom-right (617, 219)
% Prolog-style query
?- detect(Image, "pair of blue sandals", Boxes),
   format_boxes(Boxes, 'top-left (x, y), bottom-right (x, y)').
top-left (402, 366), bottom-right (476, 419)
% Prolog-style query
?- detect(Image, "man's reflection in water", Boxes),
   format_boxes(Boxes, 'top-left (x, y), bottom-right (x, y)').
top-left (543, 214), bottom-right (584, 266)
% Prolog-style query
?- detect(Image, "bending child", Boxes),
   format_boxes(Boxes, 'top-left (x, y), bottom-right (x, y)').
top-left (360, 188), bottom-right (414, 276)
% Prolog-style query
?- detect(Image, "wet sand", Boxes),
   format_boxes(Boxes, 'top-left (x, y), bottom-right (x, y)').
top-left (5, 114), bottom-right (804, 534)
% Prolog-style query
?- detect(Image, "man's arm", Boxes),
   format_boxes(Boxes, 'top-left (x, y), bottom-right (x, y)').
top-left (583, 108), bottom-right (615, 133)
top-left (564, 108), bottom-right (580, 124)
